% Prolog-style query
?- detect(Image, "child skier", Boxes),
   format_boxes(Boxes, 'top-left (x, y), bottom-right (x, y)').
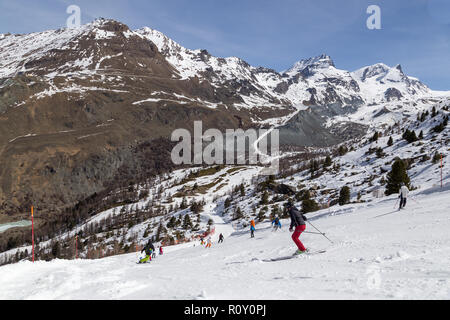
top-left (218, 233), bottom-right (224, 243)
top-left (205, 236), bottom-right (212, 248)
top-left (159, 246), bottom-right (163, 255)
top-left (398, 182), bottom-right (409, 210)
top-left (272, 216), bottom-right (282, 231)
top-left (250, 219), bottom-right (256, 238)
top-left (285, 201), bottom-right (308, 255)
top-left (139, 239), bottom-right (155, 263)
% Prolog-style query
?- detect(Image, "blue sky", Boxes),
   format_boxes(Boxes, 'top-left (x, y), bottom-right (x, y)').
top-left (1, 0), bottom-right (449, 90)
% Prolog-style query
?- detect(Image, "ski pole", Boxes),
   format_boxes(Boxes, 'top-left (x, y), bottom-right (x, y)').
top-left (304, 231), bottom-right (325, 235)
top-left (307, 221), bottom-right (334, 244)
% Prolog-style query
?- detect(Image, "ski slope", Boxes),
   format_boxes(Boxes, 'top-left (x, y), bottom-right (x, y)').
top-left (1, 186), bottom-right (449, 300)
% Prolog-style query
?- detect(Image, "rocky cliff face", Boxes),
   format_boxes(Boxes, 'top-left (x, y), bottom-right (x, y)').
top-left (0, 19), bottom-right (278, 218)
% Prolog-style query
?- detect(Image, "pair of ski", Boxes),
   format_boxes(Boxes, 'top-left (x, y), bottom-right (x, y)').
top-left (262, 249), bottom-right (326, 262)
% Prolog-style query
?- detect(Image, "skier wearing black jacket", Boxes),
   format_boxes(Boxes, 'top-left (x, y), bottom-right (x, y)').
top-left (139, 239), bottom-right (155, 263)
top-left (285, 201), bottom-right (308, 255)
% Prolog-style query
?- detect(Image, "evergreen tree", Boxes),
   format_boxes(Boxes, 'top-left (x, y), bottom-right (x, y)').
top-left (338, 145), bottom-right (348, 156)
top-left (239, 184), bottom-right (245, 197)
top-left (420, 112), bottom-right (426, 122)
top-left (270, 206), bottom-right (280, 220)
top-left (324, 155), bottom-right (332, 168)
top-left (402, 129), bottom-right (418, 143)
top-left (233, 207), bottom-right (243, 220)
top-left (190, 201), bottom-right (203, 214)
top-left (182, 214), bottom-right (193, 230)
top-left (51, 241), bottom-right (61, 258)
top-left (302, 199), bottom-right (319, 213)
top-left (260, 191), bottom-right (269, 205)
top-left (180, 197), bottom-right (188, 210)
top-left (432, 152), bottom-right (442, 164)
top-left (301, 190), bottom-right (319, 213)
top-left (257, 209), bottom-right (266, 222)
top-left (310, 159), bottom-right (319, 178)
top-left (387, 136), bottom-right (393, 147)
top-left (370, 132), bottom-right (379, 142)
top-left (224, 197), bottom-right (232, 209)
top-left (385, 159), bottom-right (411, 196)
top-left (376, 147), bottom-right (385, 158)
top-left (338, 186), bottom-right (351, 206)
top-left (156, 222), bottom-right (166, 241)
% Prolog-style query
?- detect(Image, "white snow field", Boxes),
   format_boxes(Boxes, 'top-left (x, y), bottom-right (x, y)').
top-left (0, 186), bottom-right (449, 300)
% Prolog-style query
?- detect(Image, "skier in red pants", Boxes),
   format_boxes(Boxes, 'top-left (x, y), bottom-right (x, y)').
top-left (285, 201), bottom-right (308, 255)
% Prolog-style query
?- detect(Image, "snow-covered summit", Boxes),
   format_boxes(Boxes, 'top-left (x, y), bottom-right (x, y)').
top-left (351, 63), bottom-right (430, 104)
top-left (1, 18), bottom-right (449, 119)
top-left (284, 54), bottom-right (335, 76)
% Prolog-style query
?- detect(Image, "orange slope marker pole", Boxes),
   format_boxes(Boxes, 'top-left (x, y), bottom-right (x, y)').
top-left (31, 206), bottom-right (34, 263)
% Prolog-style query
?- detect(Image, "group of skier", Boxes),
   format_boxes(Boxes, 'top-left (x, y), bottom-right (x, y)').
top-left (248, 183), bottom-right (411, 255)
top-left (200, 233), bottom-right (225, 248)
top-left (249, 201), bottom-right (308, 255)
top-left (138, 183), bottom-right (410, 261)
top-left (138, 240), bottom-right (164, 264)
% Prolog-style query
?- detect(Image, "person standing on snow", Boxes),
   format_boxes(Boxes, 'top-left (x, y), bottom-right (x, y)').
top-left (285, 201), bottom-right (308, 255)
top-left (139, 239), bottom-right (155, 263)
top-left (159, 246), bottom-right (163, 255)
top-left (399, 182), bottom-right (409, 210)
top-left (272, 216), bottom-right (282, 231)
top-left (250, 219), bottom-right (256, 238)
top-left (205, 236), bottom-right (212, 248)
top-left (218, 233), bottom-right (224, 243)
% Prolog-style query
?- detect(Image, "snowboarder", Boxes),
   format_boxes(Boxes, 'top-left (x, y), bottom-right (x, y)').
top-left (139, 239), bottom-right (155, 263)
top-left (205, 236), bottom-right (212, 248)
top-left (159, 246), bottom-right (163, 255)
top-left (250, 219), bottom-right (256, 238)
top-left (285, 201), bottom-right (308, 255)
top-left (271, 216), bottom-right (282, 231)
top-left (399, 182), bottom-right (409, 210)
top-left (218, 233), bottom-right (224, 243)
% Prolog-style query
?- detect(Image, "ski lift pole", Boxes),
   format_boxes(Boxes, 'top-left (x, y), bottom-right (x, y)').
top-left (307, 220), bottom-right (333, 244)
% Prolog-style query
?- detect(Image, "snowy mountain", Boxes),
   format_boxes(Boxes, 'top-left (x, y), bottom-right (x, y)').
top-left (351, 63), bottom-right (430, 104)
top-left (0, 18), bottom-right (449, 270)
top-left (0, 94), bottom-right (449, 298)
top-left (1, 18), bottom-right (447, 118)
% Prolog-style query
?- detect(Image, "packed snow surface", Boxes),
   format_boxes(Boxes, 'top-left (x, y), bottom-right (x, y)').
top-left (1, 186), bottom-right (449, 300)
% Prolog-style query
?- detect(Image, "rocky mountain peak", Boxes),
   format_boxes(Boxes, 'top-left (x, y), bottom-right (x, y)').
top-left (285, 54), bottom-right (335, 75)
